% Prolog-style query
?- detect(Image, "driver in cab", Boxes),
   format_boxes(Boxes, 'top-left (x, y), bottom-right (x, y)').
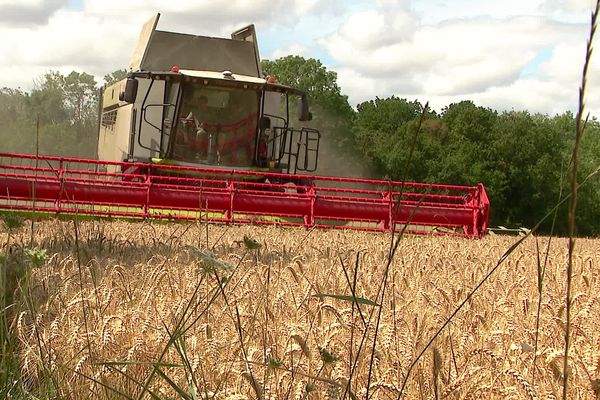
top-left (176, 89), bottom-right (256, 166)
top-left (177, 92), bottom-right (214, 161)
top-left (182, 94), bottom-right (211, 136)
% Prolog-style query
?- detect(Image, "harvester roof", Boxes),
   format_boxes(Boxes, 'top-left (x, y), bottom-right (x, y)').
top-left (130, 68), bottom-right (306, 96)
top-left (130, 14), bottom-right (262, 78)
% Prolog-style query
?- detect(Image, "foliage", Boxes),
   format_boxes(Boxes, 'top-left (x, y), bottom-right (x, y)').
top-left (0, 69), bottom-right (122, 159)
top-left (103, 69), bottom-right (128, 86)
top-left (262, 56), bottom-right (353, 119)
top-left (354, 98), bottom-right (600, 235)
top-left (1, 213), bottom-right (25, 231)
top-left (62, 71), bottom-right (99, 126)
top-left (261, 56), bottom-right (369, 177)
top-left (23, 247), bottom-right (48, 267)
top-left (353, 97), bottom-right (430, 175)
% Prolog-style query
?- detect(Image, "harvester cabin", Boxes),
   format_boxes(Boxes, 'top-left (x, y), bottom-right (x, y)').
top-left (97, 14), bottom-right (319, 175)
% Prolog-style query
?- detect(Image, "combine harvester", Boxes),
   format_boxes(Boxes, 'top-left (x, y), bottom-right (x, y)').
top-left (0, 15), bottom-right (490, 238)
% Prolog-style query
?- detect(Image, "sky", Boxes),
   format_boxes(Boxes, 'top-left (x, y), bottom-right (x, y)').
top-left (0, 0), bottom-right (599, 116)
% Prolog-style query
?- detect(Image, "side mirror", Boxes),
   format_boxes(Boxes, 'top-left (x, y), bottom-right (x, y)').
top-left (119, 77), bottom-right (138, 103)
top-left (298, 94), bottom-right (312, 121)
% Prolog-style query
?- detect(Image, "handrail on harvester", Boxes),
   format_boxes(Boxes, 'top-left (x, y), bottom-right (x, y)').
top-left (0, 153), bottom-right (490, 238)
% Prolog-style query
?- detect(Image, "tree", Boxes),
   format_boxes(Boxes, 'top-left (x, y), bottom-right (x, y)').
top-left (103, 69), bottom-right (128, 87)
top-left (441, 101), bottom-right (497, 144)
top-left (0, 88), bottom-right (29, 124)
top-left (484, 111), bottom-right (570, 229)
top-left (0, 88), bottom-right (33, 153)
top-left (261, 56), bottom-right (364, 177)
top-left (349, 96), bottom-right (600, 235)
top-left (62, 71), bottom-right (98, 126)
top-left (261, 56), bottom-right (353, 118)
top-left (21, 70), bottom-right (99, 157)
top-left (352, 97), bottom-right (430, 176)
top-left (29, 71), bottom-right (69, 125)
top-left (29, 70), bottom-right (98, 128)
top-left (436, 101), bottom-right (499, 188)
top-left (545, 113), bottom-right (600, 236)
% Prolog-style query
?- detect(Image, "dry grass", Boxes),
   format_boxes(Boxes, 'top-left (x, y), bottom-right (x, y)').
top-left (3, 219), bottom-right (600, 399)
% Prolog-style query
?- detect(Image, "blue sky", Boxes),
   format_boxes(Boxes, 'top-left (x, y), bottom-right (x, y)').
top-left (66, 0), bottom-right (83, 11)
top-left (0, 0), bottom-right (598, 116)
top-left (520, 47), bottom-right (555, 78)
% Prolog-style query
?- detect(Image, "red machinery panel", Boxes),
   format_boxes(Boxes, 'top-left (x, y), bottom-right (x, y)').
top-left (0, 153), bottom-right (489, 237)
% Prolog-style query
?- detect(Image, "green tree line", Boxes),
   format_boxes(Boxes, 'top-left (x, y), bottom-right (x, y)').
top-left (349, 97), bottom-right (600, 235)
top-left (0, 70), bottom-right (126, 158)
top-left (263, 56), bottom-right (600, 236)
top-left (1, 59), bottom-right (598, 235)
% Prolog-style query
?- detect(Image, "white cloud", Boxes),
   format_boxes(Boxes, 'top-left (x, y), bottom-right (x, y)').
top-left (0, 0), bottom-right (67, 26)
top-left (81, 0), bottom-right (335, 36)
top-left (270, 44), bottom-right (311, 59)
top-left (0, 0), bottom-right (343, 89)
top-left (0, 0), bottom-right (340, 90)
top-left (323, 1), bottom-right (597, 116)
top-left (0, 8), bottom-right (134, 89)
top-left (293, 0), bottom-right (321, 15)
top-left (540, 0), bottom-right (597, 14)
top-left (1, 0), bottom-right (599, 118)
top-left (335, 8), bottom-right (417, 50)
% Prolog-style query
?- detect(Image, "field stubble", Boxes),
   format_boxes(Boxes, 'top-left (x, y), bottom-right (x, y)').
top-left (3, 220), bottom-right (600, 399)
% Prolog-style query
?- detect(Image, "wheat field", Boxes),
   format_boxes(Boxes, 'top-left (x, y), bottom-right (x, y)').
top-left (3, 219), bottom-right (600, 399)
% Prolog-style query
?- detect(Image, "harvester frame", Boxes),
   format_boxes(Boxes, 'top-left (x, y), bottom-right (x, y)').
top-left (0, 14), bottom-right (490, 238)
top-left (0, 153), bottom-right (489, 237)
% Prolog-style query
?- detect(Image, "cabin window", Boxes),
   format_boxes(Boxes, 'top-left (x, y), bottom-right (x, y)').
top-left (173, 83), bottom-right (259, 166)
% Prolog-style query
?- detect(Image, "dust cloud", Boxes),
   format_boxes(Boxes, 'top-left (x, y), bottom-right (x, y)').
top-left (296, 103), bottom-right (375, 180)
